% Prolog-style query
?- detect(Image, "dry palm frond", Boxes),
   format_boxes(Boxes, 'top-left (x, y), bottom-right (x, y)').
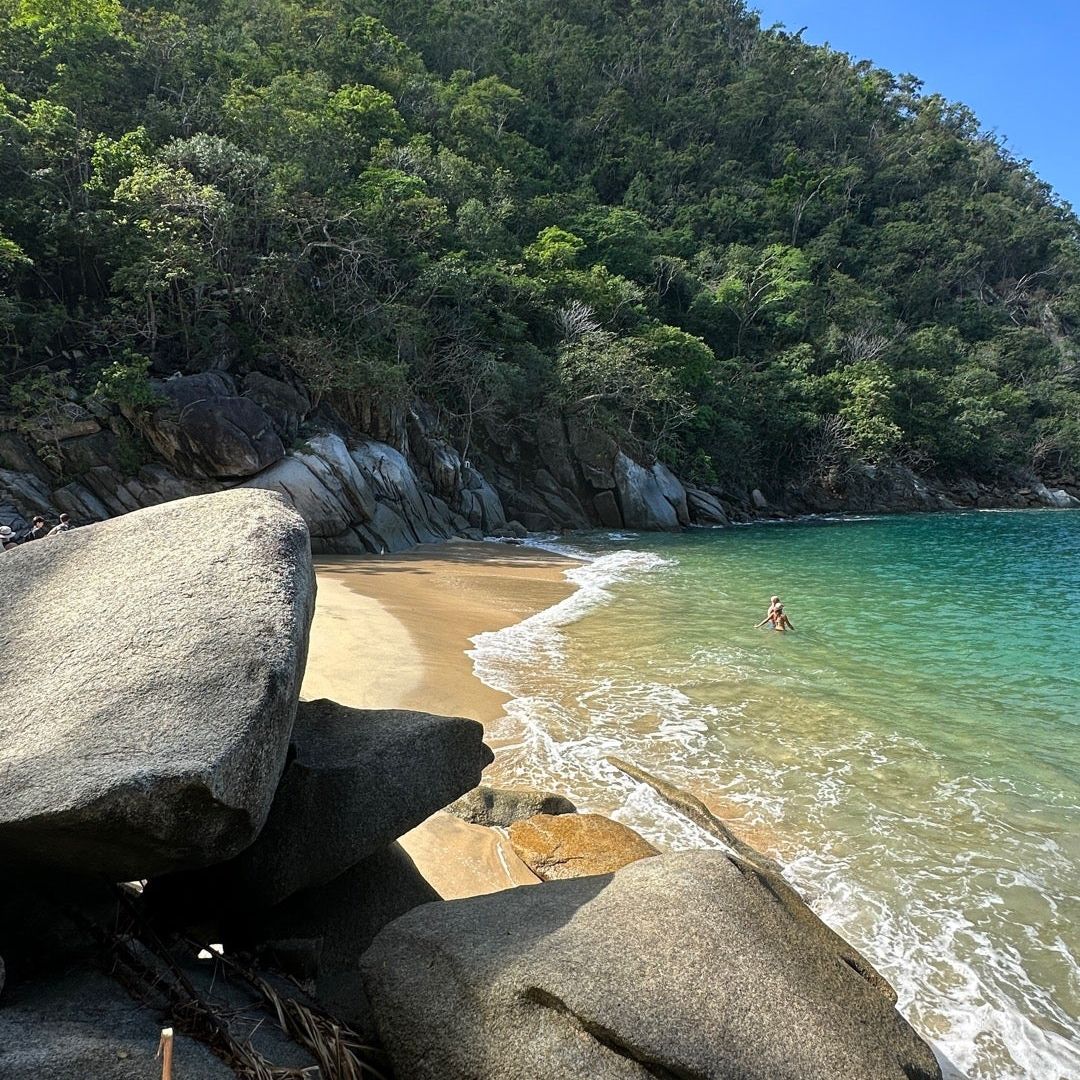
top-left (91, 888), bottom-right (389, 1080)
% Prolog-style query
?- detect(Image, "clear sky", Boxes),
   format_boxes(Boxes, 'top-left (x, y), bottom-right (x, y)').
top-left (752, 2), bottom-right (1078, 210)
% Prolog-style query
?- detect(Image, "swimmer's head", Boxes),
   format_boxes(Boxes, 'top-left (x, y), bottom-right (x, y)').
top-left (770, 595), bottom-right (780, 604)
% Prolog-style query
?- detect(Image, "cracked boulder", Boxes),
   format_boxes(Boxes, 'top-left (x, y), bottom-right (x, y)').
top-left (361, 851), bottom-right (942, 1080)
top-left (0, 489), bottom-right (315, 879)
top-left (508, 813), bottom-right (657, 881)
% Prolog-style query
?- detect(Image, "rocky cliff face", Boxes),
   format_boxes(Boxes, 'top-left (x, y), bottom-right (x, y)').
top-left (0, 373), bottom-right (526, 551)
top-left (1, 369), bottom-right (1076, 548)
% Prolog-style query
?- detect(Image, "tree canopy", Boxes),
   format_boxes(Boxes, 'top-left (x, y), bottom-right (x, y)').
top-left (2, 0), bottom-right (1078, 488)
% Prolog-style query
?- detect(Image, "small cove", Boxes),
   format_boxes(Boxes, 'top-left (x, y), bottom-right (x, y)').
top-left (472, 510), bottom-right (1080, 1080)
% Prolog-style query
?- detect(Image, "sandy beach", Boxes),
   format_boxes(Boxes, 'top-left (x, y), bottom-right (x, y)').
top-left (302, 540), bottom-right (577, 721)
top-left (301, 540), bottom-right (577, 898)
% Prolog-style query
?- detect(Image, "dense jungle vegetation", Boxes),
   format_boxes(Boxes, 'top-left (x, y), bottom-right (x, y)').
top-left (2, 0), bottom-right (1079, 488)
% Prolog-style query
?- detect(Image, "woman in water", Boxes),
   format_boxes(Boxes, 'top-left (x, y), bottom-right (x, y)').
top-left (755, 596), bottom-right (782, 629)
top-left (756, 596), bottom-right (795, 631)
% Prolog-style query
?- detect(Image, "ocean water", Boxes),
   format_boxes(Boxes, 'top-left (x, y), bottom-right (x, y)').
top-left (470, 510), bottom-right (1080, 1080)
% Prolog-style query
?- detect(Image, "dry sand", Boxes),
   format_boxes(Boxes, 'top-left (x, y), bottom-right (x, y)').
top-left (302, 540), bottom-right (577, 720)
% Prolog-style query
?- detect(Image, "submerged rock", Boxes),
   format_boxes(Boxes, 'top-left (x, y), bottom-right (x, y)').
top-left (446, 784), bottom-right (578, 828)
top-left (0, 489), bottom-right (315, 879)
top-left (362, 851), bottom-right (942, 1080)
top-left (508, 813), bottom-right (659, 880)
top-left (155, 699), bottom-right (493, 909)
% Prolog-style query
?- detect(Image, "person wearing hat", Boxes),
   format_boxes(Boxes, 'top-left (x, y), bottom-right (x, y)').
top-left (24, 515), bottom-right (48, 541)
top-left (0, 524), bottom-right (19, 550)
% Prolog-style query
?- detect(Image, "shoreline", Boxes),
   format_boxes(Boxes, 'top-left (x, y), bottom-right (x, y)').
top-left (303, 536), bottom-right (782, 859)
top-left (302, 540), bottom-right (579, 722)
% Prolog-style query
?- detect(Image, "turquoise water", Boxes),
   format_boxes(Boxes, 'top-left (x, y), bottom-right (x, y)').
top-left (471, 510), bottom-right (1080, 1080)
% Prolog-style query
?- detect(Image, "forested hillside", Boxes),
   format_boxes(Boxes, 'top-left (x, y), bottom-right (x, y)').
top-left (2, 0), bottom-right (1078, 493)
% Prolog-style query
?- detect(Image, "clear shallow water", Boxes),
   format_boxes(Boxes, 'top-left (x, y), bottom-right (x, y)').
top-left (470, 511), bottom-right (1080, 1080)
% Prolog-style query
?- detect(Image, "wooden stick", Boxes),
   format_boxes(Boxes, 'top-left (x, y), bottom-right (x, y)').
top-left (158, 1027), bottom-right (174, 1080)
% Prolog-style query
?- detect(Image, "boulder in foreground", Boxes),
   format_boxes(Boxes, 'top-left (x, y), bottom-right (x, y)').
top-left (446, 784), bottom-right (578, 828)
top-left (0, 489), bottom-right (315, 879)
top-left (508, 812), bottom-right (659, 880)
top-left (362, 851), bottom-right (942, 1080)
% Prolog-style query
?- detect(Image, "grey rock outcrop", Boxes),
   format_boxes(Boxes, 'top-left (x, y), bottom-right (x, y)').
top-left (1033, 481), bottom-right (1080, 508)
top-left (0, 968), bottom-right (234, 1080)
top-left (446, 784), bottom-right (578, 828)
top-left (135, 372), bottom-right (285, 479)
top-left (0, 489), bottom-right (315, 879)
top-left (686, 487), bottom-right (730, 525)
top-left (246, 433), bottom-right (487, 553)
top-left (614, 451), bottom-right (681, 530)
top-left (362, 851), bottom-right (942, 1080)
top-left (156, 699), bottom-right (493, 909)
top-left (241, 371), bottom-right (311, 441)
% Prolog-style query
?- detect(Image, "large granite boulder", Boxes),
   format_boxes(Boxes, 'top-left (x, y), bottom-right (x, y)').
top-left (155, 699), bottom-right (493, 909)
top-left (241, 371), bottom-right (311, 440)
top-left (446, 785), bottom-right (578, 828)
top-left (508, 813), bottom-right (659, 880)
top-left (0, 968), bottom-right (234, 1080)
top-left (614, 452), bottom-right (681, 530)
top-left (362, 851), bottom-right (942, 1080)
top-left (136, 372), bottom-right (285, 478)
top-left (0, 489), bottom-right (315, 879)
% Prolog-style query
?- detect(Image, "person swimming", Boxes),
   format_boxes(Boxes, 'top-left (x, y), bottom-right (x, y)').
top-left (755, 596), bottom-right (782, 629)
top-left (755, 596), bottom-right (795, 631)
top-left (772, 603), bottom-right (795, 632)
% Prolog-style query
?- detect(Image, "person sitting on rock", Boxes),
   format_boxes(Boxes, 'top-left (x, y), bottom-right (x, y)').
top-left (47, 513), bottom-right (71, 536)
top-left (0, 524), bottom-right (18, 550)
top-left (755, 595), bottom-right (782, 629)
top-left (24, 515), bottom-right (48, 541)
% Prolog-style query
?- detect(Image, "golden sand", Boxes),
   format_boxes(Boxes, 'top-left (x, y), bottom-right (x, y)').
top-left (303, 541), bottom-right (576, 721)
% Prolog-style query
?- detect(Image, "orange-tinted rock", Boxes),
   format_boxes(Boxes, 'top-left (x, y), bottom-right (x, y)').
top-left (508, 813), bottom-right (659, 881)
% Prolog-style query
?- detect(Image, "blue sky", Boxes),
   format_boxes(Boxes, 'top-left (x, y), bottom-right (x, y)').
top-left (752, 2), bottom-right (1078, 210)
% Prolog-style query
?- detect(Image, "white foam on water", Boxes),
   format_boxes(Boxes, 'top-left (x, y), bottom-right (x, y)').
top-left (469, 546), bottom-right (672, 695)
top-left (465, 539), bottom-right (1080, 1080)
